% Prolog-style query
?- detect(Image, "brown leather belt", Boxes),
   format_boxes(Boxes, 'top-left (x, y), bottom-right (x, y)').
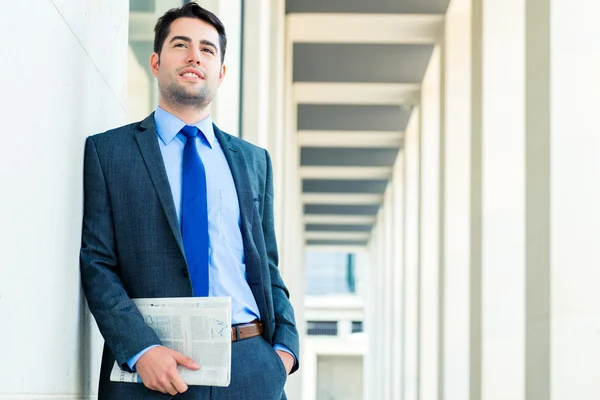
top-left (231, 320), bottom-right (263, 342)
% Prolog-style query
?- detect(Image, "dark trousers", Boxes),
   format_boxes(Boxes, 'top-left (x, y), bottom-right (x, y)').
top-left (212, 336), bottom-right (288, 400)
top-left (102, 336), bottom-right (288, 399)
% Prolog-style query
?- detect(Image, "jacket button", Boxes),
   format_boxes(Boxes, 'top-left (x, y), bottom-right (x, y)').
top-left (182, 268), bottom-right (189, 277)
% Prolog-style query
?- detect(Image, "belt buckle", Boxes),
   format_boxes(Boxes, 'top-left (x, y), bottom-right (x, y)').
top-left (234, 325), bottom-right (241, 341)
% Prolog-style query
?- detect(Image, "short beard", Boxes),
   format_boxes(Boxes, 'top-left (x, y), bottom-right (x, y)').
top-left (160, 80), bottom-right (214, 110)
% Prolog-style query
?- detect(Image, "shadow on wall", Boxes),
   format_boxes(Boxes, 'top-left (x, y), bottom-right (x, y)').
top-left (77, 293), bottom-right (92, 393)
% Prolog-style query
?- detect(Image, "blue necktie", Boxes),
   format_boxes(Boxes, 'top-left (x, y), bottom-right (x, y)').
top-left (180, 125), bottom-right (209, 297)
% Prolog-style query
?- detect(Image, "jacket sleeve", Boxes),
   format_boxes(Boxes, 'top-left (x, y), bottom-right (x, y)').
top-left (79, 136), bottom-right (161, 369)
top-left (262, 149), bottom-right (300, 374)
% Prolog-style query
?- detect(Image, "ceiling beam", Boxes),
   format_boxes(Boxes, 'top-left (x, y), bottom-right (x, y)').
top-left (304, 215), bottom-right (376, 225)
top-left (298, 131), bottom-right (403, 148)
top-left (305, 232), bottom-right (371, 241)
top-left (294, 83), bottom-right (420, 105)
top-left (302, 193), bottom-right (382, 205)
top-left (287, 13), bottom-right (443, 44)
top-left (300, 167), bottom-right (393, 180)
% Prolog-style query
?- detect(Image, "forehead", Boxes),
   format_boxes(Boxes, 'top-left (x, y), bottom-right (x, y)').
top-left (167, 17), bottom-right (220, 42)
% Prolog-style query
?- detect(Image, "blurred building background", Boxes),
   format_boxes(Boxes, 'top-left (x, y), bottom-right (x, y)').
top-left (2, 0), bottom-right (600, 399)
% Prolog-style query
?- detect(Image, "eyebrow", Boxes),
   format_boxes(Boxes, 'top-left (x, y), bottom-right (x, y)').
top-left (169, 36), bottom-right (218, 52)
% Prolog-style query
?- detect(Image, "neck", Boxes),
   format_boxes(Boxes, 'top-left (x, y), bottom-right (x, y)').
top-left (158, 99), bottom-right (211, 125)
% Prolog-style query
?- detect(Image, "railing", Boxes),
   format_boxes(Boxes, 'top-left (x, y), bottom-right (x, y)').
top-left (306, 321), bottom-right (338, 336)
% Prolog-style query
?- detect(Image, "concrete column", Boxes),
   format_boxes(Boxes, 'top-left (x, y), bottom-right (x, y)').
top-left (477, 2), bottom-right (600, 399)
top-left (476, 1), bottom-right (527, 400)
top-left (282, 8), bottom-right (305, 400)
top-left (524, 2), bottom-right (551, 397)
top-left (362, 246), bottom-right (374, 400)
top-left (379, 211), bottom-right (386, 400)
top-left (301, 340), bottom-right (318, 400)
top-left (269, 0), bottom-right (287, 240)
top-left (442, 0), bottom-right (483, 398)
top-left (0, 0), bottom-right (128, 397)
top-left (338, 320), bottom-right (353, 338)
top-left (526, 1), bottom-right (600, 399)
top-left (363, 235), bottom-right (373, 400)
top-left (419, 46), bottom-right (442, 400)
top-left (403, 107), bottom-right (421, 400)
top-left (375, 211), bottom-right (386, 400)
top-left (281, 71), bottom-right (304, 400)
top-left (241, 0), bottom-right (271, 147)
top-left (282, 156), bottom-right (304, 400)
top-left (365, 223), bottom-right (382, 400)
top-left (382, 186), bottom-right (395, 399)
top-left (391, 151), bottom-right (406, 400)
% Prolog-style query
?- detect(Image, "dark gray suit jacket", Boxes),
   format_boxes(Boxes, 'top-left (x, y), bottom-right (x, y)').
top-left (80, 113), bottom-right (299, 398)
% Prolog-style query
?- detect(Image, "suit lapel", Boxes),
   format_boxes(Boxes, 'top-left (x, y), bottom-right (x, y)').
top-left (213, 125), bottom-right (265, 303)
top-left (135, 113), bottom-right (185, 257)
top-left (213, 125), bottom-right (255, 231)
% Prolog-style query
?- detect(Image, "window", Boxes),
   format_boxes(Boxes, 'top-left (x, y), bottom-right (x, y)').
top-left (307, 321), bottom-right (338, 336)
top-left (351, 321), bottom-right (363, 333)
top-left (305, 252), bottom-right (357, 296)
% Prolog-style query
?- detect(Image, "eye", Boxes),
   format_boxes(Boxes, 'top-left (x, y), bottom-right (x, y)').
top-left (174, 43), bottom-right (186, 48)
top-left (202, 48), bottom-right (215, 55)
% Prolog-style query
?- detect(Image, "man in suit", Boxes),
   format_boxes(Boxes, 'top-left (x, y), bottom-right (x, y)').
top-left (79, 3), bottom-right (299, 399)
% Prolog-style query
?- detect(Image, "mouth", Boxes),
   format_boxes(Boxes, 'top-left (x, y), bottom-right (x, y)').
top-left (179, 68), bottom-right (205, 81)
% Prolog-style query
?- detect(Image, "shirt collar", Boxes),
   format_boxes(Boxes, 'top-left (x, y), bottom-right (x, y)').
top-left (154, 105), bottom-right (215, 149)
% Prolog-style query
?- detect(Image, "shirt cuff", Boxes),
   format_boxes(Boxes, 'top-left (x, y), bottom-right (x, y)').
top-left (273, 344), bottom-right (298, 367)
top-left (126, 345), bottom-right (161, 371)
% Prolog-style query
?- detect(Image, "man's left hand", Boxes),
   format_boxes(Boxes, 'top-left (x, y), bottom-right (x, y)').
top-left (275, 350), bottom-right (294, 375)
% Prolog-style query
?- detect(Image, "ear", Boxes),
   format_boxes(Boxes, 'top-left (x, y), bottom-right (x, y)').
top-left (217, 63), bottom-right (227, 87)
top-left (150, 52), bottom-right (160, 78)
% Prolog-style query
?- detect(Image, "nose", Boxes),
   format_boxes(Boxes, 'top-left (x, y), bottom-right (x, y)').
top-left (186, 46), bottom-right (202, 65)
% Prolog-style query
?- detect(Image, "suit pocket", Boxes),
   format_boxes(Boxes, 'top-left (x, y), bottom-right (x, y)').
top-left (265, 340), bottom-right (288, 382)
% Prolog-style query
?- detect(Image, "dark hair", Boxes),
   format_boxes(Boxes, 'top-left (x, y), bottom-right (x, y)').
top-left (154, 2), bottom-right (227, 63)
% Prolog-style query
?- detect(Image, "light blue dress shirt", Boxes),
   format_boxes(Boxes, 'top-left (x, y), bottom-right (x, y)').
top-left (127, 106), bottom-right (294, 369)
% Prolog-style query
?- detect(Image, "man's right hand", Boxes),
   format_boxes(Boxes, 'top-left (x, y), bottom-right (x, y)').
top-left (135, 346), bottom-right (200, 395)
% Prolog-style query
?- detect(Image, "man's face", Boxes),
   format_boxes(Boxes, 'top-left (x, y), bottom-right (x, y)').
top-left (151, 17), bottom-right (226, 109)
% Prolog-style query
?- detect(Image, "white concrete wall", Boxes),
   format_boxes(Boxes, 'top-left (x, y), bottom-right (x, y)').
top-left (317, 355), bottom-right (363, 400)
top-left (0, 0), bottom-right (128, 397)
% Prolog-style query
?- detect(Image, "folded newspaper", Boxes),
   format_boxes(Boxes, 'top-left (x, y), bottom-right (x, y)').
top-left (110, 297), bottom-right (232, 387)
